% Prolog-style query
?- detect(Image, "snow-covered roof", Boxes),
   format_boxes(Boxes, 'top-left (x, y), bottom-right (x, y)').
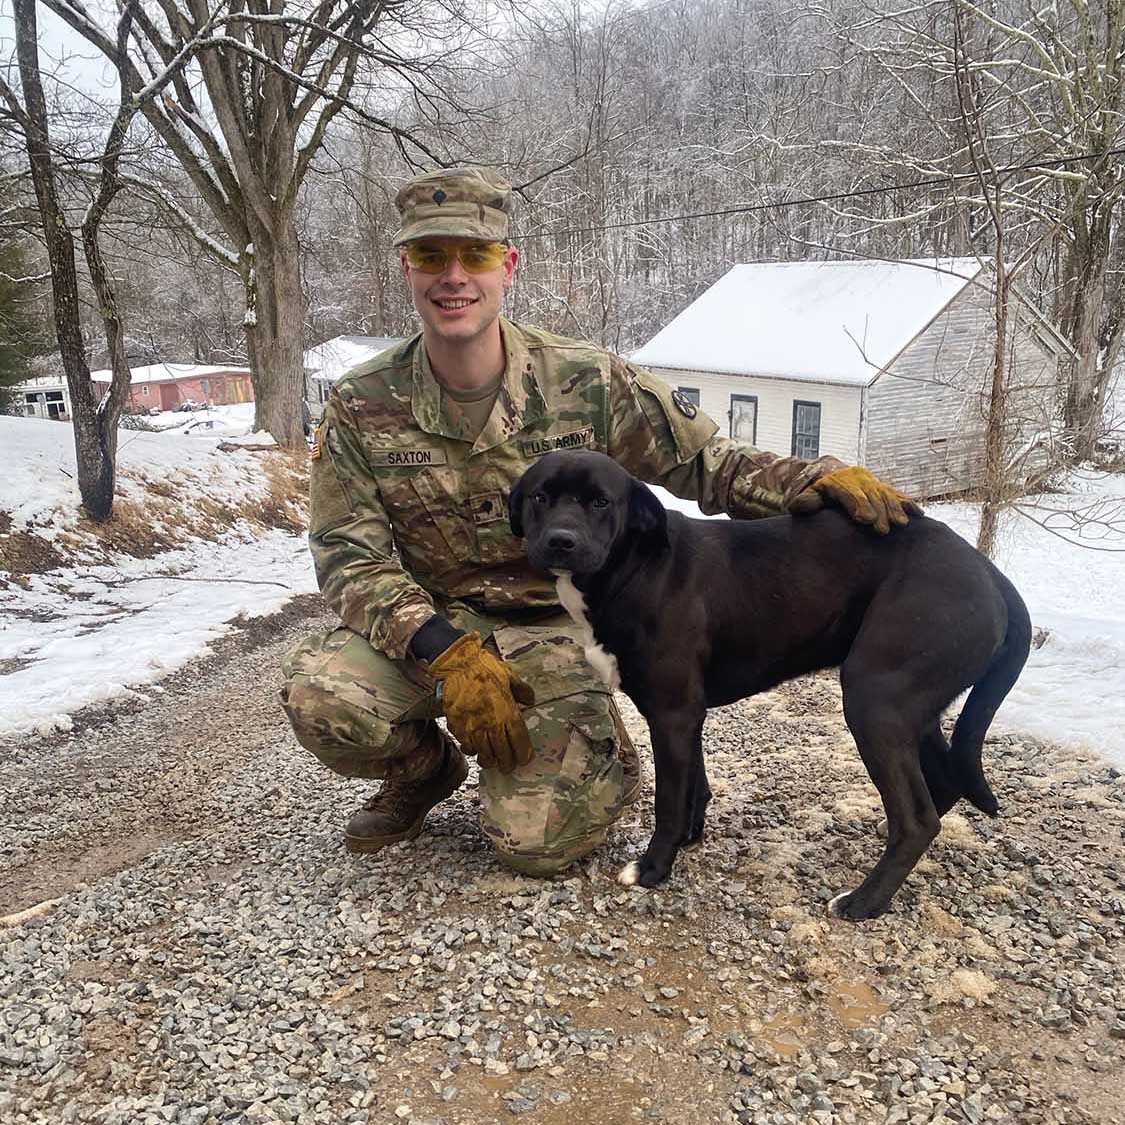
top-left (305, 335), bottom-right (403, 383)
top-left (89, 362), bottom-right (250, 385)
top-left (9, 376), bottom-right (68, 391)
top-left (631, 257), bottom-right (986, 387)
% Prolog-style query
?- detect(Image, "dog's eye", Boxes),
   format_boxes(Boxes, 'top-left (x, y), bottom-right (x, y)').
top-left (592, 496), bottom-right (610, 508)
top-left (532, 492), bottom-right (548, 505)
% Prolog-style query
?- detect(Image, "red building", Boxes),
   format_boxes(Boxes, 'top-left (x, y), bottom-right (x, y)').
top-left (91, 362), bottom-right (253, 413)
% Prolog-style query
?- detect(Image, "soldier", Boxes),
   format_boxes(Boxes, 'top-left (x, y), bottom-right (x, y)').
top-left (281, 166), bottom-right (920, 876)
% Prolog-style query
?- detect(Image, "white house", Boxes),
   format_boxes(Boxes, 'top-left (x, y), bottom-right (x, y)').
top-left (304, 335), bottom-right (403, 419)
top-left (631, 258), bottom-right (1070, 497)
top-left (11, 375), bottom-right (72, 420)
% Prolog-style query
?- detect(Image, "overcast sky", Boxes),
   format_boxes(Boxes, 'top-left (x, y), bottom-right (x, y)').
top-left (1, 0), bottom-right (118, 97)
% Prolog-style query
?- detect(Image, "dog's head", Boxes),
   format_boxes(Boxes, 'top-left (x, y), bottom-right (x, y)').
top-left (509, 450), bottom-right (668, 577)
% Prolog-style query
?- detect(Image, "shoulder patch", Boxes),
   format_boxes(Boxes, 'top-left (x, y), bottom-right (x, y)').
top-left (671, 390), bottom-right (698, 418)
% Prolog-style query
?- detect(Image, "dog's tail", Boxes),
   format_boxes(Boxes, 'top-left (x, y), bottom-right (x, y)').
top-left (946, 572), bottom-right (1032, 815)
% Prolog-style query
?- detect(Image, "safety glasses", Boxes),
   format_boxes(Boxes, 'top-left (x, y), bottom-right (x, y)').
top-left (402, 240), bottom-right (510, 274)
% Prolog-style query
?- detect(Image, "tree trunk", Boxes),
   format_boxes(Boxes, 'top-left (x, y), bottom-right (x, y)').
top-left (1061, 245), bottom-right (1111, 461)
top-left (13, 0), bottom-right (120, 521)
top-left (977, 260), bottom-right (1010, 560)
top-left (242, 220), bottom-right (307, 449)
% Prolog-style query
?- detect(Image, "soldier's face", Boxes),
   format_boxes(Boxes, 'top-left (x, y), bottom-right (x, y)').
top-left (401, 237), bottom-right (518, 347)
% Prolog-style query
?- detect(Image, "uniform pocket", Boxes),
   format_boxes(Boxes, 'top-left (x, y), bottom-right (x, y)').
top-left (378, 465), bottom-right (476, 576)
top-left (492, 623), bottom-right (610, 703)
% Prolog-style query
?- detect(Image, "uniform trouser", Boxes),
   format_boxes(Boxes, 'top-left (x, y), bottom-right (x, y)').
top-left (279, 609), bottom-right (632, 876)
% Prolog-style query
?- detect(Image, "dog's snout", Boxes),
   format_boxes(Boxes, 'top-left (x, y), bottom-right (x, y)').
top-left (546, 529), bottom-right (579, 553)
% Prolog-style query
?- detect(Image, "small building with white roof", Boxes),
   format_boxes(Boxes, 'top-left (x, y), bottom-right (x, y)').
top-left (12, 361), bottom-right (253, 419)
top-left (304, 335), bottom-right (403, 419)
top-left (631, 257), bottom-right (1070, 497)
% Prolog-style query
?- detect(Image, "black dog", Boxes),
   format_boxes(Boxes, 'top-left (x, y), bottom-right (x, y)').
top-left (510, 450), bottom-right (1031, 920)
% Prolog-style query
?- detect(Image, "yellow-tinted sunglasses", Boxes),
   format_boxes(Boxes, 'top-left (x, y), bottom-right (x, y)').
top-left (402, 240), bottom-right (509, 274)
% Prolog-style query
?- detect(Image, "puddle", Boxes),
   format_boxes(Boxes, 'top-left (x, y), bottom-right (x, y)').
top-left (829, 978), bottom-right (889, 1028)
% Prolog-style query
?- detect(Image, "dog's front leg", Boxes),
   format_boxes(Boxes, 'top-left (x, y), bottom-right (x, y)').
top-left (619, 713), bottom-right (705, 888)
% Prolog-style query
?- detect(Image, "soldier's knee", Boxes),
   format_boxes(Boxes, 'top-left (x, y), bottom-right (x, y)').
top-left (492, 826), bottom-right (608, 878)
top-left (279, 630), bottom-right (396, 779)
top-left (482, 778), bottom-right (618, 877)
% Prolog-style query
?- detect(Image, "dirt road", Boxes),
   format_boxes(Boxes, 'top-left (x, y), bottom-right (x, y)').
top-left (1, 597), bottom-right (1122, 1124)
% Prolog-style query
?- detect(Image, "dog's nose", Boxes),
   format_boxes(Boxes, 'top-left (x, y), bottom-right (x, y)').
top-left (546, 529), bottom-right (578, 553)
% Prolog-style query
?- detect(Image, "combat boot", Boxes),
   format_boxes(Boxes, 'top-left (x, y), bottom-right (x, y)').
top-left (344, 736), bottom-right (469, 853)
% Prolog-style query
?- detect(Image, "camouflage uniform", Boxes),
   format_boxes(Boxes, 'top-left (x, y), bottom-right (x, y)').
top-left (281, 315), bottom-right (843, 874)
top-left (281, 165), bottom-right (844, 875)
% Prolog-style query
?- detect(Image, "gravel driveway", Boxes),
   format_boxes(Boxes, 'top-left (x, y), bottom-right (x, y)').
top-left (1, 596), bottom-right (1122, 1125)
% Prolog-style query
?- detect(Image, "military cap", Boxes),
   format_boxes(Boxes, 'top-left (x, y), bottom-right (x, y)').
top-left (392, 166), bottom-right (512, 247)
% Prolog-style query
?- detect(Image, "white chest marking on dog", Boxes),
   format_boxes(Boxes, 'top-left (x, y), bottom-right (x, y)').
top-left (554, 572), bottom-right (621, 691)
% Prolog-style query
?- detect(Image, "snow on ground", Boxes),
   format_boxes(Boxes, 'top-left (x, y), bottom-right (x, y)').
top-left (935, 472), bottom-right (1125, 764)
top-left (655, 473), bottom-right (1125, 766)
top-left (2, 412), bottom-right (267, 539)
top-left (2, 414), bottom-right (1124, 767)
top-left (134, 401), bottom-right (257, 435)
top-left (1, 416), bottom-right (315, 737)
top-left (0, 531), bottom-right (315, 735)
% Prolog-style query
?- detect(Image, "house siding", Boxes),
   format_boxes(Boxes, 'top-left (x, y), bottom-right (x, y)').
top-left (640, 365), bottom-right (863, 462)
top-left (864, 283), bottom-right (1060, 497)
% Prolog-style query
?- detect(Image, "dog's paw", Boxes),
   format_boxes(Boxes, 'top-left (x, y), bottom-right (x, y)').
top-left (616, 858), bottom-right (671, 888)
top-left (617, 861), bottom-right (641, 887)
top-left (827, 890), bottom-right (888, 922)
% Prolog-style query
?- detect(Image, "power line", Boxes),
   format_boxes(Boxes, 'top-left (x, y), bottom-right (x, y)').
top-left (516, 146), bottom-right (1125, 241)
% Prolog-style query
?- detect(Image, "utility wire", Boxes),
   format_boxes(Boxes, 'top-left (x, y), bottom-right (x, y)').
top-left (515, 146), bottom-right (1125, 241)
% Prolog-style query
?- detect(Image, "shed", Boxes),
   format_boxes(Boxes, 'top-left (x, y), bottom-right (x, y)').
top-left (631, 258), bottom-right (1069, 497)
top-left (304, 335), bottom-right (403, 419)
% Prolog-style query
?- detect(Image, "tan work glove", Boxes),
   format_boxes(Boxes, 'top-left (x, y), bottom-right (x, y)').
top-left (428, 632), bottom-right (536, 773)
top-left (789, 466), bottom-right (923, 535)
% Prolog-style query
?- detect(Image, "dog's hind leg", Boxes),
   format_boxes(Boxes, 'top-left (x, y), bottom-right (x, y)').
top-left (683, 756), bottom-right (712, 849)
top-left (618, 711), bottom-right (705, 888)
top-left (830, 675), bottom-right (941, 921)
top-left (918, 724), bottom-right (961, 817)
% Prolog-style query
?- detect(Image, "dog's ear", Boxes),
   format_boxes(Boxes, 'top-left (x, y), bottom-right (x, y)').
top-left (628, 480), bottom-right (668, 541)
top-left (508, 476), bottom-right (526, 538)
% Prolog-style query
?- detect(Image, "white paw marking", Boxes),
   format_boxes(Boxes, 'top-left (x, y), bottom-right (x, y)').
top-left (827, 892), bottom-right (850, 918)
top-left (555, 573), bottom-right (621, 690)
top-left (617, 861), bottom-right (641, 887)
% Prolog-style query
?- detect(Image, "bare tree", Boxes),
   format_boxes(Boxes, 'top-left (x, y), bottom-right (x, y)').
top-left (43, 0), bottom-right (479, 447)
top-left (0, 0), bottom-right (138, 521)
top-left (952, 2), bottom-right (1017, 557)
top-left (829, 0), bottom-right (1125, 461)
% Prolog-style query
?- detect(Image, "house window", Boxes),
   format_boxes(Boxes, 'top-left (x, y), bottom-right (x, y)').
top-left (792, 400), bottom-right (821, 459)
top-left (141, 385), bottom-right (149, 397)
top-left (200, 378), bottom-right (211, 396)
top-left (676, 386), bottom-right (700, 406)
top-left (729, 394), bottom-right (758, 443)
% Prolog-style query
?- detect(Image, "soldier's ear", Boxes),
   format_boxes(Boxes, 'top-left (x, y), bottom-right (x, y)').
top-left (508, 477), bottom-right (526, 538)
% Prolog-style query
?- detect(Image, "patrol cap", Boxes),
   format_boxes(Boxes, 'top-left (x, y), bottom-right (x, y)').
top-left (392, 166), bottom-right (512, 247)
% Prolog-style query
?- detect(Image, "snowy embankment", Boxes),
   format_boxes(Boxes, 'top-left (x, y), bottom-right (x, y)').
top-left (0, 413), bottom-right (316, 737)
top-left (656, 472), bottom-right (1125, 767)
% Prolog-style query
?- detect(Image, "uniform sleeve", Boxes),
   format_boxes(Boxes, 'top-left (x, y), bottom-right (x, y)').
top-left (606, 356), bottom-right (845, 518)
top-left (309, 390), bottom-right (437, 659)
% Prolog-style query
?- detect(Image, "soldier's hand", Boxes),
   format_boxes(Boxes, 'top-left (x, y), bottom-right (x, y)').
top-left (789, 466), bottom-right (922, 535)
top-left (429, 632), bottom-right (536, 773)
